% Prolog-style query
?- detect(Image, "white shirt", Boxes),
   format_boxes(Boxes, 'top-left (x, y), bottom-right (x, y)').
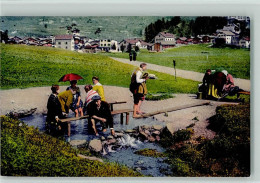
top-left (136, 69), bottom-right (145, 83)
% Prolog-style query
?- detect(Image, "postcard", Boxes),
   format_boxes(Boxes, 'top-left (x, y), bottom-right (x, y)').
top-left (0, 16), bottom-right (250, 177)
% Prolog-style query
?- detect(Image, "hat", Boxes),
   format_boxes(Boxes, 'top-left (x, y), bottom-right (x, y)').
top-left (222, 70), bottom-right (228, 76)
top-left (92, 95), bottom-right (101, 100)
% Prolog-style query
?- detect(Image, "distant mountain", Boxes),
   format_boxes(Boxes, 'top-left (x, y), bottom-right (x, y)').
top-left (0, 16), bottom-right (171, 41)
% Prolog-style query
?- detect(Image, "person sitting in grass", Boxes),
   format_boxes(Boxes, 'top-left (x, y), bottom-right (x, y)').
top-left (58, 87), bottom-right (77, 116)
top-left (87, 95), bottom-right (115, 136)
top-left (46, 85), bottom-right (63, 132)
top-left (92, 76), bottom-right (106, 101)
top-left (200, 69), bottom-right (212, 99)
top-left (83, 84), bottom-right (100, 113)
top-left (222, 70), bottom-right (243, 100)
top-left (67, 80), bottom-right (83, 117)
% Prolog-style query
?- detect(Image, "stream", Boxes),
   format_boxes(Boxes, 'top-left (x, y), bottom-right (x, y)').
top-left (20, 113), bottom-right (171, 177)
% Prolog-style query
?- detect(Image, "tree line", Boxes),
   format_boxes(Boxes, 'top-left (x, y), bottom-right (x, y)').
top-left (144, 16), bottom-right (229, 42)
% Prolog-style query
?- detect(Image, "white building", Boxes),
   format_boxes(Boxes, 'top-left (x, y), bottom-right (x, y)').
top-left (54, 35), bottom-right (74, 51)
top-left (99, 39), bottom-right (118, 51)
top-left (215, 30), bottom-right (239, 46)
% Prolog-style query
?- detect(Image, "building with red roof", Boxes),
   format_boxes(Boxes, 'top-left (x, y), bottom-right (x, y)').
top-left (54, 35), bottom-right (74, 51)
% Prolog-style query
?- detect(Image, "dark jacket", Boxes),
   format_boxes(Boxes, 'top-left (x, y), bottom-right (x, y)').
top-left (46, 94), bottom-right (63, 122)
top-left (202, 73), bottom-right (212, 86)
top-left (87, 101), bottom-right (113, 128)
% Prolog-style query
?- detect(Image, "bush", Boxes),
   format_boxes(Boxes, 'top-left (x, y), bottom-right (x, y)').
top-left (163, 104), bottom-right (250, 176)
top-left (134, 148), bottom-right (165, 158)
top-left (1, 116), bottom-right (141, 177)
top-left (145, 93), bottom-right (174, 101)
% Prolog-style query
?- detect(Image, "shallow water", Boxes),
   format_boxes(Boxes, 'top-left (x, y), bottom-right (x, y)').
top-left (20, 113), bottom-right (170, 177)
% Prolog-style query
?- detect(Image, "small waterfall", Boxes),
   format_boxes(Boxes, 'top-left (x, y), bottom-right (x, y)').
top-left (117, 134), bottom-right (142, 149)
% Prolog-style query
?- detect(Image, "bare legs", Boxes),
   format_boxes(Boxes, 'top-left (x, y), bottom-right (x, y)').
top-left (133, 100), bottom-right (142, 118)
top-left (74, 108), bottom-right (83, 117)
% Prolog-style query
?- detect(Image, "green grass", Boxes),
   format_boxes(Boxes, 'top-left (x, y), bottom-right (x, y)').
top-left (163, 103), bottom-right (250, 176)
top-left (0, 44), bottom-right (199, 94)
top-left (102, 44), bottom-right (250, 79)
top-left (134, 148), bottom-right (166, 158)
top-left (1, 116), bottom-right (142, 176)
top-left (145, 93), bottom-right (174, 101)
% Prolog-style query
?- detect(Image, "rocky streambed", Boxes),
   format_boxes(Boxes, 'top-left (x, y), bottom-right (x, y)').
top-left (20, 113), bottom-right (173, 176)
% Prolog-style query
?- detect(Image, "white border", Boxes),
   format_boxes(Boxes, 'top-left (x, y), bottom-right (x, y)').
top-left (0, 0), bottom-right (259, 183)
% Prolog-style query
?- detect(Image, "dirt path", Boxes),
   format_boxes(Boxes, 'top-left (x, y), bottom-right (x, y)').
top-left (0, 85), bottom-right (238, 139)
top-left (110, 57), bottom-right (251, 91)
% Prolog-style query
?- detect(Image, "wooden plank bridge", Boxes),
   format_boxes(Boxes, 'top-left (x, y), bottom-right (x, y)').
top-left (59, 100), bottom-right (210, 137)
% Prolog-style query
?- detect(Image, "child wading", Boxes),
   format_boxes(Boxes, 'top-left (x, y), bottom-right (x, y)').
top-left (67, 80), bottom-right (83, 117)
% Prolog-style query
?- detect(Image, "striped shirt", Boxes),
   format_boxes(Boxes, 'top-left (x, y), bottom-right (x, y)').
top-left (85, 90), bottom-right (99, 106)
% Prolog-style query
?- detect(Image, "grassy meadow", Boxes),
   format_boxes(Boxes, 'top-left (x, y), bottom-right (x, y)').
top-left (0, 44), bottom-right (199, 94)
top-left (102, 44), bottom-right (250, 79)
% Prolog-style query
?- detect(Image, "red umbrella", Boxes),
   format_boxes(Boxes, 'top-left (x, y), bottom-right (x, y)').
top-left (58, 73), bottom-right (83, 82)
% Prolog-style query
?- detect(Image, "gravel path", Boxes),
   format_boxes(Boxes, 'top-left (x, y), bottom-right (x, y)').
top-left (110, 57), bottom-right (251, 91)
top-left (0, 85), bottom-right (238, 139)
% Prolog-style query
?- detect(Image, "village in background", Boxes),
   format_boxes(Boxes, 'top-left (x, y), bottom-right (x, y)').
top-left (0, 16), bottom-right (250, 53)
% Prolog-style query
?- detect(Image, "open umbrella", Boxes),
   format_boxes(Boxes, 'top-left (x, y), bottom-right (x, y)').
top-left (58, 73), bottom-right (83, 82)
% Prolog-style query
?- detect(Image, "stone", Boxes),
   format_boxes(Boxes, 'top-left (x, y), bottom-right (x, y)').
top-left (139, 131), bottom-right (148, 139)
top-left (135, 160), bottom-right (144, 165)
top-left (125, 129), bottom-right (136, 133)
top-left (155, 135), bottom-right (161, 142)
top-left (107, 135), bottom-right (114, 139)
top-left (165, 123), bottom-right (179, 135)
top-left (152, 130), bottom-right (161, 136)
top-left (135, 167), bottom-right (142, 172)
top-left (77, 154), bottom-right (104, 163)
top-left (115, 132), bottom-right (124, 137)
top-left (88, 139), bottom-right (102, 152)
top-left (152, 125), bottom-right (164, 131)
top-left (7, 107), bottom-right (37, 118)
top-left (142, 125), bottom-right (150, 130)
top-left (144, 130), bottom-right (151, 136)
top-left (69, 140), bottom-right (87, 147)
top-left (107, 138), bottom-right (117, 144)
top-left (147, 136), bottom-right (156, 142)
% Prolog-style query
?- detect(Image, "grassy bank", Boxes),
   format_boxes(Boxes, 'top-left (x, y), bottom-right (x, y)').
top-left (102, 44), bottom-right (250, 79)
top-left (1, 116), bottom-right (142, 176)
top-left (0, 44), bottom-right (198, 94)
top-left (160, 103), bottom-right (250, 176)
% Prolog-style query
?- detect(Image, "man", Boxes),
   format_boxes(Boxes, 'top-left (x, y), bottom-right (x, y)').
top-left (92, 76), bottom-right (106, 101)
top-left (130, 63), bottom-right (149, 118)
top-left (87, 95), bottom-right (115, 136)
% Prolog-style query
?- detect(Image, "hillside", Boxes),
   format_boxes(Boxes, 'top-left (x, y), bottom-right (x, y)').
top-left (1, 16), bottom-right (166, 41)
top-left (0, 44), bottom-right (199, 94)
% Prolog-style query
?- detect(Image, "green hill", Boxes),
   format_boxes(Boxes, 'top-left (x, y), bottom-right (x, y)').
top-left (1, 16), bottom-right (165, 41)
top-left (0, 44), bottom-right (199, 94)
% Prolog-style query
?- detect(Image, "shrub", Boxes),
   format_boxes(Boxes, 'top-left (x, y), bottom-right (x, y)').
top-left (163, 103), bottom-right (250, 176)
top-left (134, 148), bottom-right (165, 158)
top-left (1, 116), bottom-right (141, 177)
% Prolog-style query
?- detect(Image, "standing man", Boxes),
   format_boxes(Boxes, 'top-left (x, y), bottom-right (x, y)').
top-left (92, 76), bottom-right (106, 101)
top-left (130, 63), bottom-right (149, 118)
top-left (87, 95), bottom-right (115, 136)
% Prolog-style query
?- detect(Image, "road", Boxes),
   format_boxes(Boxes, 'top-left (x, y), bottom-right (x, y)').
top-left (110, 57), bottom-right (251, 91)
